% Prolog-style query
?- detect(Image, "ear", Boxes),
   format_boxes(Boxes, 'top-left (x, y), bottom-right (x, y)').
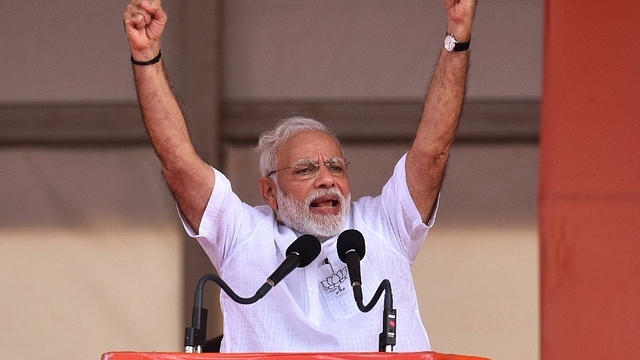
top-left (258, 176), bottom-right (278, 211)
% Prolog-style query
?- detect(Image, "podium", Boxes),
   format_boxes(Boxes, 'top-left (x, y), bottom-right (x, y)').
top-left (102, 352), bottom-right (490, 360)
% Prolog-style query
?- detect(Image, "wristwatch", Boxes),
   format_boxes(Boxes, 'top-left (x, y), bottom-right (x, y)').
top-left (444, 33), bottom-right (470, 52)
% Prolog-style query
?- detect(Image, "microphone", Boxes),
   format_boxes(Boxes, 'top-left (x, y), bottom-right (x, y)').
top-left (337, 229), bottom-right (366, 286)
top-left (336, 229), bottom-right (396, 352)
top-left (265, 234), bottom-right (321, 288)
top-left (185, 234), bottom-right (321, 353)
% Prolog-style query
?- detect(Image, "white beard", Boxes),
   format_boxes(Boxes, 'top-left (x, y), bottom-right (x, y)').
top-left (276, 187), bottom-right (351, 241)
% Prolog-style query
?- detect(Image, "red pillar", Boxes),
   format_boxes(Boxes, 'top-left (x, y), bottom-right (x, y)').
top-left (540, 0), bottom-right (640, 358)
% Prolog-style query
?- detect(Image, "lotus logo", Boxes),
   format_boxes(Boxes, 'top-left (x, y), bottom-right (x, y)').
top-left (320, 266), bottom-right (348, 294)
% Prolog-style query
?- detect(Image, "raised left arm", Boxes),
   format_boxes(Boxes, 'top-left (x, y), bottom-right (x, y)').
top-left (406, 0), bottom-right (477, 222)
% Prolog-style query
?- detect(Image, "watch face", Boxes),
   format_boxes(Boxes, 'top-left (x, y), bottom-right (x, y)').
top-left (444, 35), bottom-right (456, 52)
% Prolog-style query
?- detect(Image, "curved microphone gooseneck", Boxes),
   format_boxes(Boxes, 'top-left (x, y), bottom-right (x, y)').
top-left (337, 229), bottom-right (397, 353)
top-left (184, 234), bottom-right (321, 353)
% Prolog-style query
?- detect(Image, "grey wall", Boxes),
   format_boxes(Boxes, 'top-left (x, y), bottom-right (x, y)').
top-left (0, 1), bottom-right (543, 360)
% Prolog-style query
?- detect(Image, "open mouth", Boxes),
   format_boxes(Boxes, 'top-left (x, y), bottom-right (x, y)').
top-left (310, 196), bottom-right (340, 209)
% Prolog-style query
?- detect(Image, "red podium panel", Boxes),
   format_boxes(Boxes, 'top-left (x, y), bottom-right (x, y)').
top-left (102, 352), bottom-right (489, 360)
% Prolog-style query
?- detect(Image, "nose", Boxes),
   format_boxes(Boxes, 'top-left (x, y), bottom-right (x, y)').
top-left (313, 163), bottom-right (336, 188)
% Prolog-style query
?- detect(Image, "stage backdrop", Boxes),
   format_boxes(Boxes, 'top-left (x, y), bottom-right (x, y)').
top-left (540, 0), bottom-right (640, 358)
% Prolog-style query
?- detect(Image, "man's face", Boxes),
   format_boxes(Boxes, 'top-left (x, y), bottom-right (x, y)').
top-left (267, 131), bottom-right (351, 240)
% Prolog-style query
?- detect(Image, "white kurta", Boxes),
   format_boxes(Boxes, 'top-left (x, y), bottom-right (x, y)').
top-left (181, 154), bottom-right (436, 352)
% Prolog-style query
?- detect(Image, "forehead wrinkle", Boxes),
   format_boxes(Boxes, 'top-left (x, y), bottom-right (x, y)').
top-left (276, 130), bottom-right (343, 167)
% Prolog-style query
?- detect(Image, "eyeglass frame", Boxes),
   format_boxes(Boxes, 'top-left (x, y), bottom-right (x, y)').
top-left (267, 157), bottom-right (350, 179)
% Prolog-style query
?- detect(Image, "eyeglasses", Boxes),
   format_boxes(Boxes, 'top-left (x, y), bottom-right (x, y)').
top-left (268, 157), bottom-right (350, 180)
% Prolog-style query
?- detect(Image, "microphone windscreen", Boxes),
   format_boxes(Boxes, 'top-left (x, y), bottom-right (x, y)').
top-left (286, 234), bottom-right (321, 267)
top-left (337, 229), bottom-right (366, 263)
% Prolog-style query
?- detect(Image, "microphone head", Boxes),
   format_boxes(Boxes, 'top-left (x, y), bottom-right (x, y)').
top-left (286, 234), bottom-right (321, 267)
top-left (337, 229), bottom-right (366, 263)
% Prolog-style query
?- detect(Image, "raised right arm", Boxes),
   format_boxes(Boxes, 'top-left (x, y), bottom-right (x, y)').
top-left (124, 0), bottom-right (214, 231)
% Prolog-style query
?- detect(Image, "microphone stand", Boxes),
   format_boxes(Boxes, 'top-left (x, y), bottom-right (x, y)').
top-left (184, 234), bottom-right (320, 352)
top-left (352, 279), bottom-right (397, 352)
top-left (184, 274), bottom-right (271, 353)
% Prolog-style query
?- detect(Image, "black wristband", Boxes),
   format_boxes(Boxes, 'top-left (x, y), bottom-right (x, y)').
top-left (131, 51), bottom-right (162, 66)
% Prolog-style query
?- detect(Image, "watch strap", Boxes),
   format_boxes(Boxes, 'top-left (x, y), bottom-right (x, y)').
top-left (453, 39), bottom-right (470, 51)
